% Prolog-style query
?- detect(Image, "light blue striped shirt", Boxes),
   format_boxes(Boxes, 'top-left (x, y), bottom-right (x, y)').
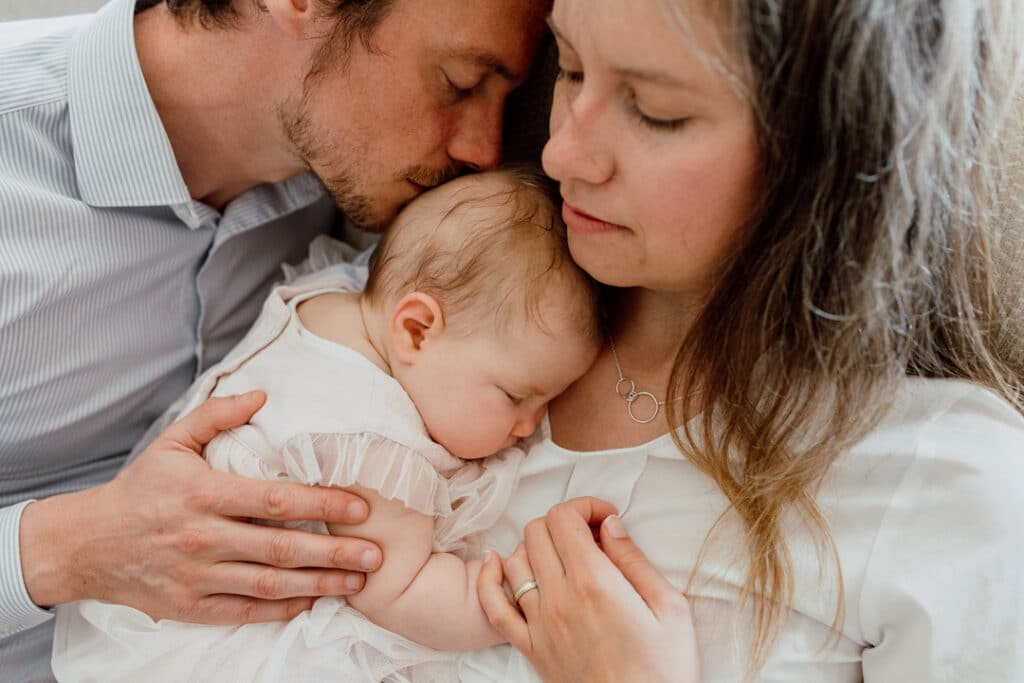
top-left (0, 0), bottom-right (336, 669)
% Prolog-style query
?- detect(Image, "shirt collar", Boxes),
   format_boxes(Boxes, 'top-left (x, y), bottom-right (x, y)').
top-left (67, 0), bottom-right (193, 208)
top-left (66, 0), bottom-right (328, 229)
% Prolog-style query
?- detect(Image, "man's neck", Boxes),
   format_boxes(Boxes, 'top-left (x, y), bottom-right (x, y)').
top-left (133, 4), bottom-right (308, 209)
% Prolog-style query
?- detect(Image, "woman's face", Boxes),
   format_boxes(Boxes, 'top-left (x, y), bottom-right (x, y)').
top-left (543, 0), bottom-right (762, 296)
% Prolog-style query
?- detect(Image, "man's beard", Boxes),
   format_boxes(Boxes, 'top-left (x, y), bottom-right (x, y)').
top-left (279, 98), bottom-right (386, 229)
top-left (279, 95), bottom-right (457, 231)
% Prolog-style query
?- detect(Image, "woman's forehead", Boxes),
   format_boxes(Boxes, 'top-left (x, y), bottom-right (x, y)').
top-left (549, 0), bottom-right (744, 97)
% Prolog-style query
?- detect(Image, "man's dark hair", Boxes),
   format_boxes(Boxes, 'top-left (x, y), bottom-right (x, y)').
top-left (139, 0), bottom-right (395, 47)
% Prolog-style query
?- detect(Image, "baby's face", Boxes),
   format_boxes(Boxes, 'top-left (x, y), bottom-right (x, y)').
top-left (409, 316), bottom-right (598, 460)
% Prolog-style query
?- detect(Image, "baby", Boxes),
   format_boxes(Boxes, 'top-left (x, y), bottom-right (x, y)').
top-left (51, 167), bottom-right (601, 682)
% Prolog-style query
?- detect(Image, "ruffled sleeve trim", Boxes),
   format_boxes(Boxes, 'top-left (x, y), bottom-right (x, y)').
top-left (280, 432), bottom-right (456, 518)
top-left (209, 431), bottom-right (525, 550)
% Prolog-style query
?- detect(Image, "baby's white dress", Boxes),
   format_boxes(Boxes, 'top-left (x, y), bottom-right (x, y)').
top-left (50, 253), bottom-right (523, 683)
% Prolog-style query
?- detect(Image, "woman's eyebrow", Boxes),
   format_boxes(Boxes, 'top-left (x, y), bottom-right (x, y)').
top-left (613, 65), bottom-right (693, 90)
top-left (547, 15), bottom-right (694, 91)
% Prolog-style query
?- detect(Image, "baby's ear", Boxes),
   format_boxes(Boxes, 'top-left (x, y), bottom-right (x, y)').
top-left (390, 292), bottom-right (446, 364)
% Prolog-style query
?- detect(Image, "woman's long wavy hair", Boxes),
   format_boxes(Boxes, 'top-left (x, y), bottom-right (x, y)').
top-left (661, 0), bottom-right (1024, 676)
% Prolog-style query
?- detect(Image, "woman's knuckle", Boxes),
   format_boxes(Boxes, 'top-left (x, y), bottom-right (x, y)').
top-left (487, 609), bottom-right (510, 630)
top-left (524, 517), bottom-right (545, 538)
top-left (548, 501), bottom-right (571, 520)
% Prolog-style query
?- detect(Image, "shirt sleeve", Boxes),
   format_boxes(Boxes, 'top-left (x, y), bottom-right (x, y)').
top-left (0, 501), bottom-right (54, 634)
top-left (859, 388), bottom-right (1024, 682)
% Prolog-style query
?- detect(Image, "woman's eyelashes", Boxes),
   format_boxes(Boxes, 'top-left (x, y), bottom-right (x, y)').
top-left (556, 67), bottom-right (688, 133)
top-left (556, 66), bottom-right (584, 84)
top-left (624, 89), bottom-right (689, 132)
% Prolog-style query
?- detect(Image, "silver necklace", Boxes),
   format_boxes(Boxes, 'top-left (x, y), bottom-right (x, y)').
top-left (609, 338), bottom-right (688, 425)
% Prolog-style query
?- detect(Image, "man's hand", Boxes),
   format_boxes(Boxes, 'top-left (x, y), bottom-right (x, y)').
top-left (19, 392), bottom-right (382, 624)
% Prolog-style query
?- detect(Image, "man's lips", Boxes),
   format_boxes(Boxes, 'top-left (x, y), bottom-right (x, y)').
top-left (561, 201), bottom-right (627, 234)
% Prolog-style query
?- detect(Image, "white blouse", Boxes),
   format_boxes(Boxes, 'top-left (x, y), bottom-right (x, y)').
top-left (458, 378), bottom-right (1024, 682)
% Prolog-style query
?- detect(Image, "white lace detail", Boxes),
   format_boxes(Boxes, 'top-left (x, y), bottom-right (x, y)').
top-left (282, 432), bottom-right (456, 517)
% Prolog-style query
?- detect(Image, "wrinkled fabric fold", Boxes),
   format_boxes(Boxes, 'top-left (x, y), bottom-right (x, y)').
top-left (53, 248), bottom-right (526, 681)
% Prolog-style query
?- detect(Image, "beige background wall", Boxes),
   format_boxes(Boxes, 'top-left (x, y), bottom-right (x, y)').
top-left (0, 0), bottom-right (104, 21)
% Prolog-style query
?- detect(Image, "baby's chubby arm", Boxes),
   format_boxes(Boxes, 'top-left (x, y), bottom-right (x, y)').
top-left (327, 484), bottom-right (504, 651)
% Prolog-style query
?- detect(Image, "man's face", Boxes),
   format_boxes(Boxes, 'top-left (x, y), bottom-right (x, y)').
top-left (281, 0), bottom-right (549, 229)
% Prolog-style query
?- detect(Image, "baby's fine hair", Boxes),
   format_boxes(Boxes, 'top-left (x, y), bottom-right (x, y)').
top-left (364, 165), bottom-right (600, 341)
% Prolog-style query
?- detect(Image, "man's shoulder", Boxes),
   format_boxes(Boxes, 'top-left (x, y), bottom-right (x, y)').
top-left (0, 16), bottom-right (88, 117)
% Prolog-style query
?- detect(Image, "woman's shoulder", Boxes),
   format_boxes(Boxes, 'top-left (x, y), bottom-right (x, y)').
top-left (866, 377), bottom-right (1024, 465)
top-left (837, 378), bottom-right (1024, 516)
top-left (850, 379), bottom-right (1024, 673)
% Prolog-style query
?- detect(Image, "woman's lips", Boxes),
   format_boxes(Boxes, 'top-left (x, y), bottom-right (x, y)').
top-left (562, 202), bottom-right (626, 235)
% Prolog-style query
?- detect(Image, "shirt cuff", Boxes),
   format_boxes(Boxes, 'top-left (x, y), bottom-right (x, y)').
top-left (0, 501), bottom-right (55, 634)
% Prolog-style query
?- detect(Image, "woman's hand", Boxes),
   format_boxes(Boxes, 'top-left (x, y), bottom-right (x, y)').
top-left (478, 497), bottom-right (700, 683)
top-left (20, 392), bottom-right (382, 624)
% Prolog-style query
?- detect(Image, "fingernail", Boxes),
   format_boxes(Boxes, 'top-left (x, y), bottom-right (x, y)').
top-left (344, 574), bottom-right (362, 591)
top-left (238, 390), bottom-right (262, 403)
top-left (360, 549), bottom-right (380, 571)
top-left (483, 550), bottom-right (496, 564)
top-left (346, 500), bottom-right (368, 522)
top-left (604, 514), bottom-right (627, 539)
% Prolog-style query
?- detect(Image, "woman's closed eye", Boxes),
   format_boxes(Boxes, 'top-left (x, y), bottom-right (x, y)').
top-left (556, 66), bottom-right (584, 84)
top-left (623, 88), bottom-right (688, 132)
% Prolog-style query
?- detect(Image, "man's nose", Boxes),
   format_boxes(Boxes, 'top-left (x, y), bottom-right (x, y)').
top-left (448, 99), bottom-right (504, 171)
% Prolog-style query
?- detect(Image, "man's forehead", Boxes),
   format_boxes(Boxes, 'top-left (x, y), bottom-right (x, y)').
top-left (405, 0), bottom-right (548, 76)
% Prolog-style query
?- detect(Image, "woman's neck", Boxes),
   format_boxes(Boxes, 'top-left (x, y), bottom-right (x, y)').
top-left (547, 287), bottom-right (706, 452)
top-left (605, 287), bottom-right (702, 371)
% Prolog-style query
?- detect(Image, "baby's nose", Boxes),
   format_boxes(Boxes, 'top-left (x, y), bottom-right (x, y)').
top-left (511, 406), bottom-right (545, 438)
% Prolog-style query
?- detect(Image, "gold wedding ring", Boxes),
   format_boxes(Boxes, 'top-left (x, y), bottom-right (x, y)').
top-left (513, 578), bottom-right (539, 605)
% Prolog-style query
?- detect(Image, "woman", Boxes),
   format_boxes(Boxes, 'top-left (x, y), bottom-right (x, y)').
top-left (472, 0), bottom-right (1024, 681)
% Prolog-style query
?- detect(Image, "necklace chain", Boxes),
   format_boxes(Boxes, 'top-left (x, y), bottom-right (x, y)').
top-left (609, 338), bottom-right (688, 425)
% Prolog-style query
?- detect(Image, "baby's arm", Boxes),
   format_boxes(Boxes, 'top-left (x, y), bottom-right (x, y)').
top-left (327, 483), bottom-right (503, 651)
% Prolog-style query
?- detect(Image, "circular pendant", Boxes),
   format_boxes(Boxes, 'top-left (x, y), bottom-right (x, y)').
top-left (626, 391), bottom-right (660, 424)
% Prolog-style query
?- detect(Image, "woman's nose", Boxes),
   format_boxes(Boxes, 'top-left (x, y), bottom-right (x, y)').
top-left (542, 89), bottom-right (614, 186)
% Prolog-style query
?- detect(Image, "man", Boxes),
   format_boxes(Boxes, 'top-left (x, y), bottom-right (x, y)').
top-left (0, 0), bottom-right (549, 678)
